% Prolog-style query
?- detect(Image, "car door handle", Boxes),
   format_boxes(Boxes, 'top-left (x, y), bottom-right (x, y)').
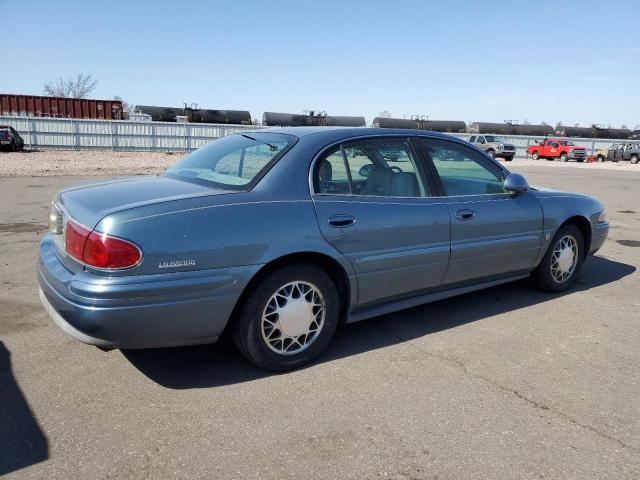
top-left (328, 215), bottom-right (356, 228)
top-left (455, 209), bottom-right (475, 221)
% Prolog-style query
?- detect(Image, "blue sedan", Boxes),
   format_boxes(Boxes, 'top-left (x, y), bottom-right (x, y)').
top-left (38, 128), bottom-right (609, 370)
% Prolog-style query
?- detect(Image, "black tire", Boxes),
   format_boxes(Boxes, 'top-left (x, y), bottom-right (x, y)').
top-left (577, 158), bottom-right (585, 163)
top-left (559, 153), bottom-right (568, 162)
top-left (487, 148), bottom-right (496, 158)
top-left (597, 155), bottom-right (605, 162)
top-left (505, 155), bottom-right (514, 161)
top-left (531, 151), bottom-right (539, 160)
top-left (531, 223), bottom-right (584, 293)
top-left (631, 155), bottom-right (639, 164)
top-left (231, 264), bottom-right (340, 371)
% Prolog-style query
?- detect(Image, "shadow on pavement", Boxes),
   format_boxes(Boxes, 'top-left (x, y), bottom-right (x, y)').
top-left (0, 342), bottom-right (49, 476)
top-left (123, 255), bottom-right (635, 389)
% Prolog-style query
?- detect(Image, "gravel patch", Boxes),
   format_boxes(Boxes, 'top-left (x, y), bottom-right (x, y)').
top-left (0, 150), bottom-right (185, 177)
top-left (1, 149), bottom-right (639, 177)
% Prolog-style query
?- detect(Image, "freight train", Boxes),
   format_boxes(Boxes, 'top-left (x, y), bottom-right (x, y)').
top-left (1, 94), bottom-right (636, 139)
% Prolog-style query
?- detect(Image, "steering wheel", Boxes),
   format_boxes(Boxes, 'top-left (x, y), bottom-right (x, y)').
top-left (390, 166), bottom-right (403, 173)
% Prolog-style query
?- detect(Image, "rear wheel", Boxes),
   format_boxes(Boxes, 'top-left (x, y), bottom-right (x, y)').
top-left (231, 264), bottom-right (340, 371)
top-left (631, 155), bottom-right (639, 164)
top-left (531, 224), bottom-right (584, 293)
top-left (531, 151), bottom-right (539, 160)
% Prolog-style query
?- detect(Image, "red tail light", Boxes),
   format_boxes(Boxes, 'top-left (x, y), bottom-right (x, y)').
top-left (65, 219), bottom-right (142, 269)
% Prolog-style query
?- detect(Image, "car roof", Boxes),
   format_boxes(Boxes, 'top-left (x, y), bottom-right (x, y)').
top-left (249, 126), bottom-right (462, 141)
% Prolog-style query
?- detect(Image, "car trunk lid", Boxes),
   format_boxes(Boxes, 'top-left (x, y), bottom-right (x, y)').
top-left (57, 175), bottom-right (232, 229)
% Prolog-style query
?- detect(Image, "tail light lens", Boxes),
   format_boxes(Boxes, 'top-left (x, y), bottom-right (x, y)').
top-left (65, 219), bottom-right (142, 269)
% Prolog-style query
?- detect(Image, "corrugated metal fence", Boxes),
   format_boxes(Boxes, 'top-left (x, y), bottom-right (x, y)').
top-left (2, 116), bottom-right (260, 151)
top-left (0, 115), bottom-right (628, 155)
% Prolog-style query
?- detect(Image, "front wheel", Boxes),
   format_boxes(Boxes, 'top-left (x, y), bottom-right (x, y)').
top-left (531, 224), bottom-right (584, 293)
top-left (631, 155), bottom-right (639, 164)
top-left (487, 149), bottom-right (496, 158)
top-left (231, 264), bottom-right (340, 371)
top-left (597, 155), bottom-right (605, 162)
top-left (559, 153), bottom-right (568, 162)
top-left (505, 155), bottom-right (514, 161)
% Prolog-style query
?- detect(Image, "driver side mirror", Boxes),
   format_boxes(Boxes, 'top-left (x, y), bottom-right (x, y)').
top-left (504, 173), bottom-right (529, 193)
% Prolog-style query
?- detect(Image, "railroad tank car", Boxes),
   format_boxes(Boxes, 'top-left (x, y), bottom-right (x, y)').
top-left (468, 122), bottom-right (516, 135)
top-left (0, 94), bottom-right (123, 120)
top-left (604, 128), bottom-right (632, 139)
top-left (135, 105), bottom-right (184, 122)
top-left (372, 117), bottom-right (466, 132)
top-left (555, 126), bottom-right (594, 138)
top-left (555, 126), bottom-right (631, 139)
top-left (512, 124), bottom-right (554, 136)
top-left (186, 109), bottom-right (251, 124)
top-left (263, 111), bottom-right (365, 127)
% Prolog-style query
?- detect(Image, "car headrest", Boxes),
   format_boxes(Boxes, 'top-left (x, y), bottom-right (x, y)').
top-left (390, 172), bottom-right (419, 197)
top-left (318, 160), bottom-right (332, 183)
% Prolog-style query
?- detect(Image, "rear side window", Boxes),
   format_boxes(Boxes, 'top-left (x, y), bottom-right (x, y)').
top-left (165, 132), bottom-right (295, 190)
top-left (315, 138), bottom-right (428, 197)
top-left (418, 138), bottom-right (506, 196)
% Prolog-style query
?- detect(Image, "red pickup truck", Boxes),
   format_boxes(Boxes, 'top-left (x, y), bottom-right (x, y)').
top-left (527, 138), bottom-right (587, 162)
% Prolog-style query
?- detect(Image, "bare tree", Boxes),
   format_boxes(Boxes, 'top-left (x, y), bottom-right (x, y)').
top-left (43, 73), bottom-right (98, 98)
top-left (113, 95), bottom-right (134, 113)
top-left (377, 110), bottom-right (392, 118)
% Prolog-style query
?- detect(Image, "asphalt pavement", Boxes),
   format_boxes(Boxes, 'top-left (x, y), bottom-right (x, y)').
top-left (1, 165), bottom-right (639, 479)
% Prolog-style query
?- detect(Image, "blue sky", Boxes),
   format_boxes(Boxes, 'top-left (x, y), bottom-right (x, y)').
top-left (2, 0), bottom-right (639, 127)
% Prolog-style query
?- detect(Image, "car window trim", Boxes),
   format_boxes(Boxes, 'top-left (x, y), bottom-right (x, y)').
top-left (310, 134), bottom-right (434, 199)
top-left (414, 136), bottom-right (512, 198)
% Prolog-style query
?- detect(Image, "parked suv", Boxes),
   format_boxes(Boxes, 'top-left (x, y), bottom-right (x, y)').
top-left (605, 143), bottom-right (640, 164)
top-left (468, 135), bottom-right (516, 161)
top-left (0, 126), bottom-right (24, 152)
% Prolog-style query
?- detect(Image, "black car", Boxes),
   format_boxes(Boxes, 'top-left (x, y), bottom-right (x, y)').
top-left (0, 126), bottom-right (25, 151)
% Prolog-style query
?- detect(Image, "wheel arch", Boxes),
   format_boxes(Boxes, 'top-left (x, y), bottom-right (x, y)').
top-left (558, 215), bottom-right (592, 259)
top-left (227, 251), bottom-right (353, 332)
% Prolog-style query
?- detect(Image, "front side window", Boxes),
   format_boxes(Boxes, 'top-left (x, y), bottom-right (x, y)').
top-left (315, 138), bottom-right (428, 197)
top-left (165, 132), bottom-right (294, 189)
top-left (418, 138), bottom-right (506, 196)
top-left (469, 136), bottom-right (477, 143)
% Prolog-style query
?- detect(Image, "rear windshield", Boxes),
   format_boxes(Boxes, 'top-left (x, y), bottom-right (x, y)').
top-left (559, 140), bottom-right (575, 146)
top-left (165, 132), bottom-right (295, 189)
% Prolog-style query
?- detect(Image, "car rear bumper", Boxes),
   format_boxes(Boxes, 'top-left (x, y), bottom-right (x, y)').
top-left (38, 234), bottom-right (260, 349)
